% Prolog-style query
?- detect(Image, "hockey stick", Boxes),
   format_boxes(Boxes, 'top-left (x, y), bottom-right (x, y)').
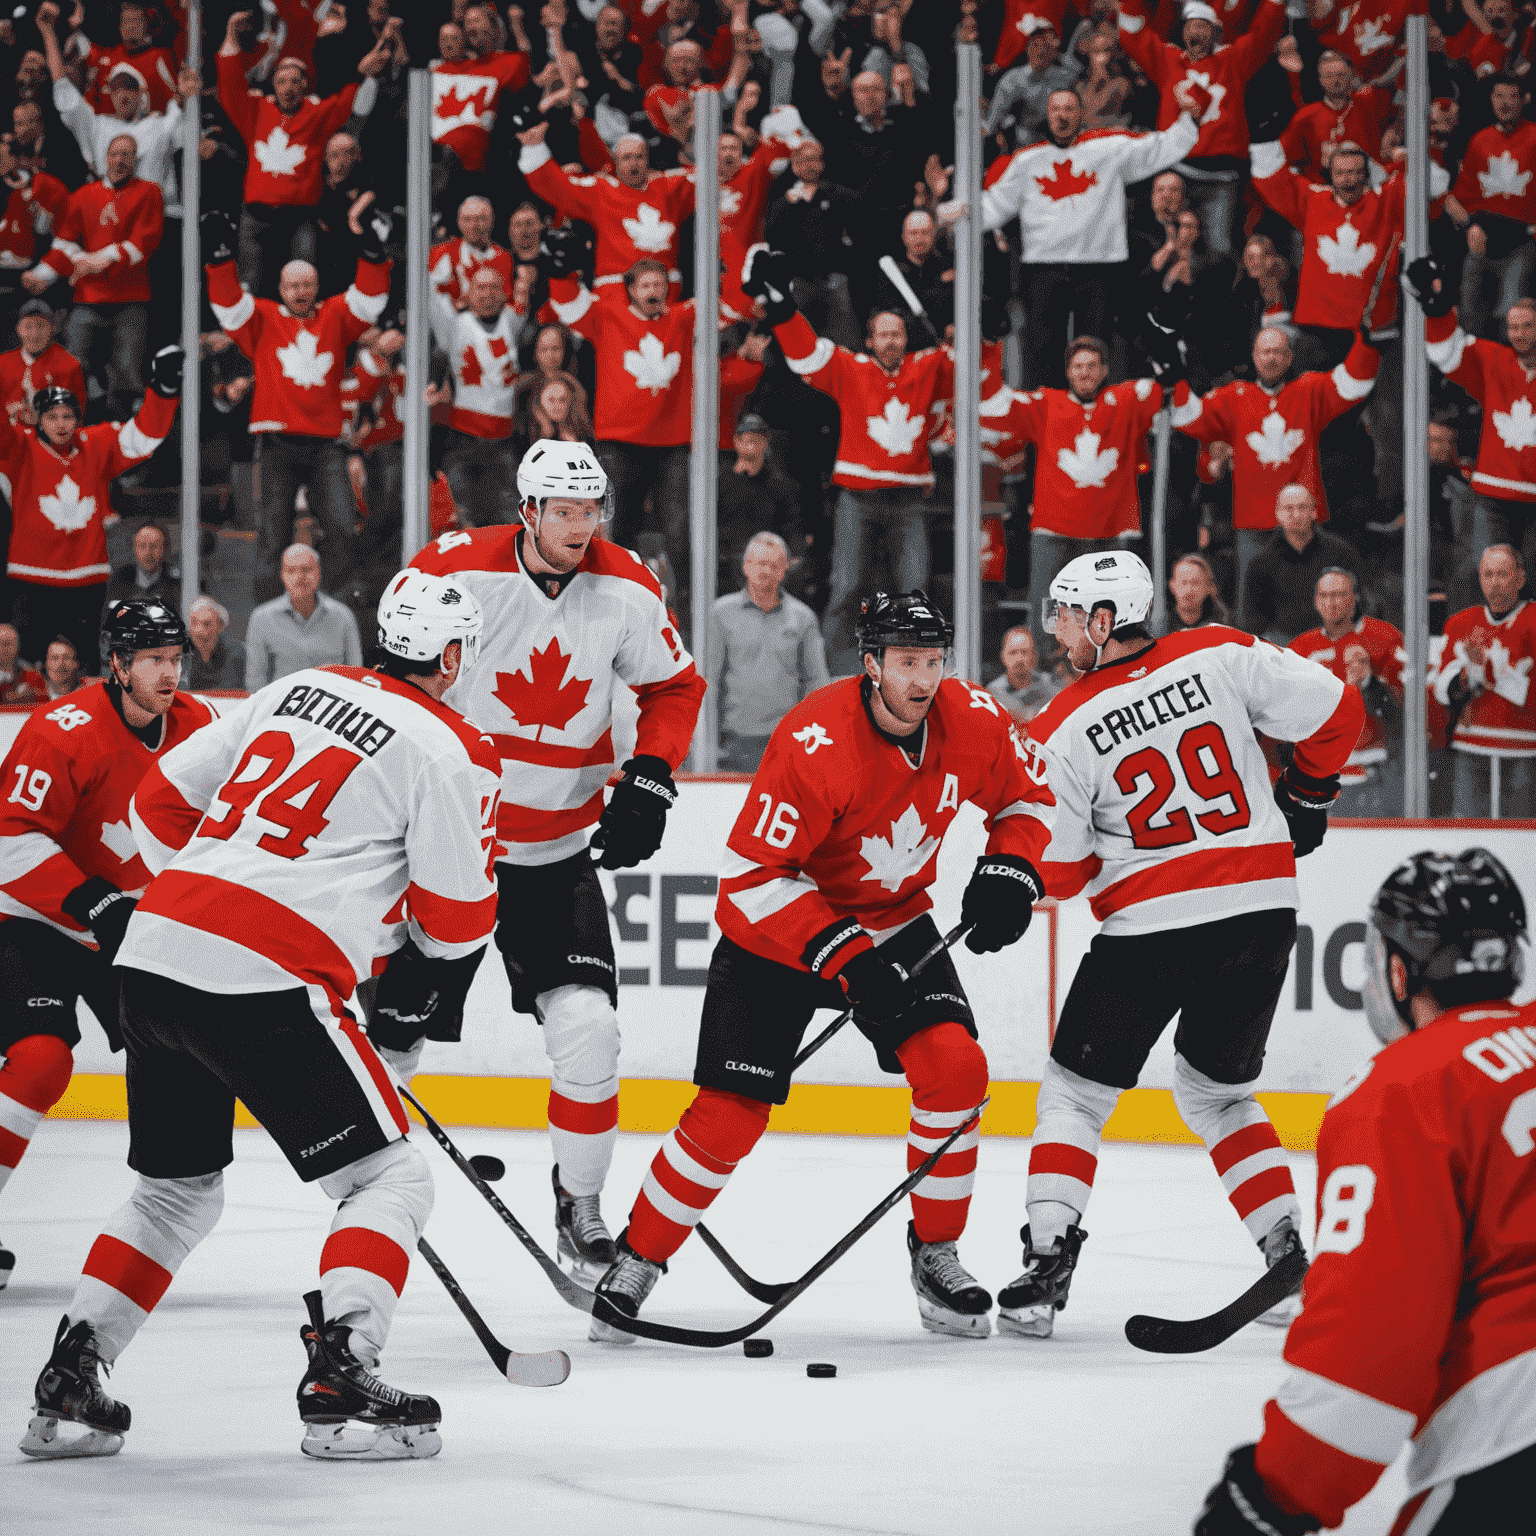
top-left (877, 254), bottom-right (941, 347)
top-left (1123, 1248), bottom-right (1308, 1354)
top-left (415, 1236), bottom-right (572, 1387)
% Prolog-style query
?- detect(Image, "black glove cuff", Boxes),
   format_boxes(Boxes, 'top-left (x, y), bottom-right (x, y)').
top-left (803, 916), bottom-right (868, 976)
top-left (62, 876), bottom-right (125, 930)
top-left (1282, 766), bottom-right (1340, 806)
top-left (1200, 1445), bottom-right (1322, 1536)
top-left (973, 855), bottom-right (1043, 903)
top-left (620, 755), bottom-right (676, 808)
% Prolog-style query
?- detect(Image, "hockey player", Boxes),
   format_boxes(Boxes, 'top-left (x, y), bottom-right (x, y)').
top-left (408, 442), bottom-right (704, 1297)
top-left (593, 592), bottom-right (1057, 1340)
top-left (0, 598), bottom-right (214, 1291)
top-left (1196, 848), bottom-right (1535, 1535)
top-left (1005, 551), bottom-right (1364, 1338)
top-left (18, 571), bottom-right (500, 1462)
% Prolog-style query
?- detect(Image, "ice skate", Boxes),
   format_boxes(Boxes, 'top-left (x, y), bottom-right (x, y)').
top-left (553, 1164), bottom-right (618, 1285)
top-left (19, 1315), bottom-right (130, 1459)
top-left (296, 1291), bottom-right (441, 1460)
top-left (1255, 1215), bottom-right (1305, 1328)
top-left (907, 1221), bottom-right (993, 1338)
top-left (997, 1224), bottom-right (1087, 1339)
top-left (0, 1238), bottom-right (14, 1290)
top-left (589, 1234), bottom-right (663, 1345)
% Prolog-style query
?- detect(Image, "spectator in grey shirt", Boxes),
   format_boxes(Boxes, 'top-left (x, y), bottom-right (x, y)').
top-left (244, 544), bottom-right (362, 690)
top-left (185, 596), bottom-right (247, 691)
top-left (986, 625), bottom-right (1059, 724)
top-left (984, 20), bottom-right (1083, 146)
top-left (707, 532), bottom-right (830, 773)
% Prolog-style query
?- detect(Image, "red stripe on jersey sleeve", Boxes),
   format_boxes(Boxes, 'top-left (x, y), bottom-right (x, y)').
top-left (319, 1227), bottom-right (411, 1297)
top-left (1090, 842), bottom-right (1294, 921)
top-left (1255, 1400), bottom-right (1387, 1528)
top-left (633, 665), bottom-right (707, 769)
top-left (496, 787), bottom-right (606, 843)
top-left (131, 760), bottom-right (206, 853)
top-left (1293, 683), bottom-right (1368, 781)
top-left (1, 848), bottom-right (90, 929)
top-left (82, 1233), bottom-right (175, 1313)
top-left (1040, 854), bottom-right (1102, 901)
top-left (405, 881), bottom-right (497, 946)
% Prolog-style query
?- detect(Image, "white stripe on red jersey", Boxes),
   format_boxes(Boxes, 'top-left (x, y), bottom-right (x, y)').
top-left (1426, 309), bottom-right (1536, 501)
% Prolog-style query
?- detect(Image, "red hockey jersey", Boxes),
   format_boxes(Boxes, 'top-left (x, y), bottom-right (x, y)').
top-left (0, 684), bottom-right (216, 940)
top-left (1279, 88), bottom-right (1392, 183)
top-left (206, 256), bottom-right (391, 439)
top-left (1253, 999), bottom-right (1536, 1528)
top-left (1289, 615), bottom-right (1406, 783)
top-left (1432, 600), bottom-right (1536, 757)
top-left (81, 40), bottom-right (178, 114)
top-left (773, 310), bottom-right (953, 491)
top-left (0, 171), bottom-right (68, 274)
top-left (430, 53), bottom-right (531, 173)
top-left (350, 349), bottom-right (404, 450)
top-left (0, 343), bottom-right (86, 429)
top-left (1451, 120), bottom-right (1536, 226)
top-left (995, 0), bottom-right (1073, 70)
top-left (716, 675), bottom-right (1055, 971)
top-left (1170, 336), bottom-right (1378, 527)
top-left (429, 235), bottom-right (514, 306)
top-left (1311, 0), bottom-right (1411, 76)
top-left (1, 389), bottom-right (177, 587)
top-left (978, 377), bottom-right (1164, 539)
top-left (38, 175), bottom-right (163, 306)
top-left (720, 140), bottom-right (792, 254)
top-left (1426, 308), bottom-right (1536, 502)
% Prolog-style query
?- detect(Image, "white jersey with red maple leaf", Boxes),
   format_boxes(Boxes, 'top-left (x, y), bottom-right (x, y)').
top-left (979, 115), bottom-right (1199, 264)
top-left (429, 236), bottom-right (515, 306)
top-left (1289, 616), bottom-right (1406, 783)
top-left (717, 676), bottom-right (1054, 969)
top-left (430, 53), bottom-right (531, 173)
top-left (1029, 626), bottom-right (1361, 935)
top-left (207, 256), bottom-right (390, 438)
top-left (1432, 600), bottom-right (1536, 757)
top-left (1169, 335), bottom-right (1378, 528)
top-left (0, 388), bottom-right (177, 587)
top-left (1425, 308), bottom-right (1536, 501)
top-left (1451, 121), bottom-right (1536, 225)
top-left (979, 377), bottom-right (1164, 538)
top-left (411, 527), bottom-right (706, 865)
top-left (429, 289), bottom-right (521, 439)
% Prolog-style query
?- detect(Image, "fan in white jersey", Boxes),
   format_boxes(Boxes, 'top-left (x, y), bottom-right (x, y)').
top-left (406, 440), bottom-right (706, 1307)
top-left (999, 550), bottom-right (1365, 1339)
top-left (19, 570), bottom-right (501, 1463)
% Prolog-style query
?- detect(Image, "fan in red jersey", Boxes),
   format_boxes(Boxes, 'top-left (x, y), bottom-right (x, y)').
top-left (1196, 848), bottom-right (1536, 1536)
top-left (0, 598), bottom-right (215, 1295)
top-left (592, 592), bottom-right (1057, 1342)
top-left (1009, 550), bottom-right (1363, 1339)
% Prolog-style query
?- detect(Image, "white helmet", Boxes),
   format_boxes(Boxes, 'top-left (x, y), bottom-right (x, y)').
top-left (1044, 549), bottom-right (1155, 633)
top-left (516, 439), bottom-right (609, 514)
top-left (377, 569), bottom-right (483, 677)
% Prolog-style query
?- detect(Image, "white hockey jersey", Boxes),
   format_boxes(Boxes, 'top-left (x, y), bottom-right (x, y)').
top-left (429, 289), bottom-right (521, 440)
top-left (411, 527), bottom-right (707, 866)
top-left (118, 666), bottom-right (503, 1018)
top-left (1027, 626), bottom-right (1362, 935)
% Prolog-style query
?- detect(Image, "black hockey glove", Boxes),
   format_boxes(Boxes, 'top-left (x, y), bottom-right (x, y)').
top-left (1405, 254), bottom-right (1455, 319)
top-left (368, 939), bottom-right (488, 1049)
top-left (960, 854), bottom-right (1043, 954)
top-left (200, 205), bottom-right (238, 267)
top-left (539, 225), bottom-right (585, 279)
top-left (62, 877), bottom-right (138, 966)
top-left (740, 245), bottom-right (797, 326)
top-left (149, 344), bottom-right (184, 399)
top-left (1194, 1444), bottom-right (1321, 1536)
top-left (358, 209), bottom-right (393, 265)
top-left (592, 756), bottom-right (676, 870)
top-left (829, 944), bottom-right (909, 1026)
top-left (1273, 766), bottom-right (1340, 859)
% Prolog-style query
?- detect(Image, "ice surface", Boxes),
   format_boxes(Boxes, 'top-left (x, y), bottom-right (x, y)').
top-left (1, 1122), bottom-right (1410, 1534)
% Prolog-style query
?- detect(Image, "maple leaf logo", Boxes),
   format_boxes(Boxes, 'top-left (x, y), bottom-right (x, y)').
top-left (1353, 17), bottom-right (1393, 55)
top-left (1317, 217), bottom-right (1376, 277)
top-left (866, 397), bottom-right (923, 457)
top-left (1245, 410), bottom-right (1306, 467)
top-left (791, 722), bottom-right (834, 754)
top-left (1035, 159), bottom-right (1097, 201)
top-left (719, 186), bottom-right (743, 217)
top-left (1057, 428), bottom-right (1118, 488)
top-left (254, 124), bottom-right (307, 177)
top-left (432, 77), bottom-right (490, 133)
top-left (276, 329), bottom-right (334, 388)
top-left (623, 332), bottom-right (681, 393)
top-left (1493, 396), bottom-right (1536, 451)
top-left (100, 818), bottom-right (139, 863)
top-left (459, 343), bottom-right (484, 388)
top-left (859, 804), bottom-right (941, 893)
top-left (1480, 149), bottom-right (1532, 201)
top-left (1183, 68), bottom-right (1227, 124)
top-left (37, 473), bottom-right (97, 533)
top-left (622, 202), bottom-right (675, 252)
top-left (493, 638), bottom-right (591, 738)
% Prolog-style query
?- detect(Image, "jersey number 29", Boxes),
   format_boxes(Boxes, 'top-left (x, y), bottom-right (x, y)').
top-left (1115, 722), bottom-right (1250, 850)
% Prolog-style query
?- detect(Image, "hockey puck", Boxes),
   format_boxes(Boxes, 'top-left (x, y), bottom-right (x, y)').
top-left (469, 1155), bottom-right (505, 1182)
top-left (806, 1362), bottom-right (837, 1378)
top-left (743, 1339), bottom-right (773, 1358)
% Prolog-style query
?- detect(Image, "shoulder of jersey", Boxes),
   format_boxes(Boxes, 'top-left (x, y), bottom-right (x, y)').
top-left (411, 525), bottom-right (523, 578)
top-left (934, 675), bottom-right (1010, 736)
top-left (774, 676), bottom-right (863, 747)
top-left (324, 666), bottom-right (503, 776)
top-left (171, 690), bottom-right (220, 729)
top-left (581, 537), bottom-right (667, 602)
top-left (1362, 1000), bottom-right (1534, 1099)
top-left (1073, 127), bottom-right (1142, 147)
top-left (21, 681), bottom-right (114, 747)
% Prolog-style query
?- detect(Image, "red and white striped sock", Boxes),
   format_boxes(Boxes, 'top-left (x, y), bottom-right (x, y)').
top-left (625, 1089), bottom-right (770, 1264)
top-left (0, 1035), bottom-right (74, 1198)
top-left (1025, 1059), bottom-right (1122, 1246)
top-left (548, 1088), bottom-right (618, 1199)
top-left (897, 1023), bottom-right (989, 1244)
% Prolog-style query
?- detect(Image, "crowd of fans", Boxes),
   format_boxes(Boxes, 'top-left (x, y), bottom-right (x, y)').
top-left (0, 0), bottom-right (1529, 818)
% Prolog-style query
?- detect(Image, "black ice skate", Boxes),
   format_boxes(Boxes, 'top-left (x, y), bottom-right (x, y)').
top-left (589, 1233), bottom-right (663, 1345)
top-left (553, 1164), bottom-right (618, 1285)
top-left (296, 1291), bottom-right (441, 1460)
top-left (907, 1221), bottom-right (994, 1338)
top-left (19, 1315), bottom-right (131, 1459)
top-left (1255, 1215), bottom-right (1305, 1329)
top-left (997, 1224), bottom-right (1087, 1339)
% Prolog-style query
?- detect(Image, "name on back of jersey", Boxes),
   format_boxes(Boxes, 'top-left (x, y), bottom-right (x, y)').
top-left (1084, 669), bottom-right (1214, 756)
top-left (275, 680), bottom-right (398, 758)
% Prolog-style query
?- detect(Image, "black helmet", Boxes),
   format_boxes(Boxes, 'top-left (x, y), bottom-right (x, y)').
top-left (33, 385), bottom-right (81, 421)
top-left (856, 590), bottom-right (954, 658)
top-left (1363, 848), bottom-right (1527, 1042)
top-left (100, 597), bottom-right (191, 668)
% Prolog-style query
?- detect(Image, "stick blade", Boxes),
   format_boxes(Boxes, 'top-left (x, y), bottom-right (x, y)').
top-left (1124, 1250), bottom-right (1308, 1355)
top-left (504, 1348), bottom-right (572, 1388)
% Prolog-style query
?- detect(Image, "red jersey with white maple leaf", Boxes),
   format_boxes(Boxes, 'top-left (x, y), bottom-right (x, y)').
top-left (771, 310), bottom-right (953, 491)
top-left (1, 389), bottom-right (177, 587)
top-left (411, 526), bottom-right (705, 866)
top-left (39, 175), bottom-right (163, 306)
top-left (1432, 601), bottom-right (1536, 757)
top-left (1170, 335), bottom-right (1378, 527)
top-left (1425, 308), bottom-right (1536, 501)
top-left (1289, 616), bottom-right (1406, 783)
top-left (1451, 121), bottom-right (1536, 225)
top-left (0, 171), bottom-right (68, 273)
top-left (994, 0), bottom-right (1073, 70)
top-left (1312, 0), bottom-right (1411, 77)
top-left (206, 256), bottom-right (391, 439)
top-left (349, 350), bottom-right (405, 450)
top-left (429, 236), bottom-right (514, 306)
top-left (430, 53), bottom-right (531, 173)
top-left (1279, 87), bottom-right (1392, 183)
top-left (0, 343), bottom-right (85, 429)
top-left (430, 289), bottom-right (521, 439)
top-left (979, 377), bottom-right (1164, 539)
top-left (0, 683), bottom-right (216, 941)
top-left (716, 676), bottom-right (1055, 971)
top-left (80, 40), bottom-right (178, 114)
top-left (1253, 999), bottom-right (1536, 1529)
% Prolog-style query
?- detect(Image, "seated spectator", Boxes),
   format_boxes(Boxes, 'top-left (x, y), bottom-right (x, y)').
top-left (763, 137), bottom-right (862, 351)
top-left (985, 19), bottom-right (1082, 147)
top-left (1166, 552), bottom-right (1231, 630)
top-left (1240, 483), bottom-right (1364, 644)
top-left (0, 299), bottom-right (85, 429)
top-left (986, 626), bottom-right (1058, 723)
top-left (43, 634), bottom-right (82, 696)
top-left (864, 209), bottom-right (952, 347)
top-left (244, 543), bottom-right (362, 690)
top-left (0, 621), bottom-right (44, 701)
top-left (106, 520), bottom-right (179, 607)
top-left (706, 531), bottom-right (829, 772)
top-left (184, 595), bottom-right (246, 691)
top-left (717, 411), bottom-right (803, 593)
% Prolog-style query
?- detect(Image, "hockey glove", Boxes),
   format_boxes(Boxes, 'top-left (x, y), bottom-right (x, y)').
top-left (358, 210), bottom-right (393, 265)
top-left (149, 344), bottom-right (184, 399)
top-left (200, 206), bottom-right (238, 267)
top-left (1273, 766), bottom-right (1339, 859)
top-left (961, 854), bottom-right (1043, 954)
top-left (832, 944), bottom-right (909, 1027)
top-left (592, 756), bottom-right (676, 870)
top-left (740, 245), bottom-right (797, 325)
top-left (62, 877), bottom-right (138, 966)
top-left (369, 939), bottom-right (487, 1048)
top-left (1194, 1445), bottom-right (1321, 1536)
top-left (539, 225), bottom-right (585, 279)
top-left (1405, 254), bottom-right (1455, 318)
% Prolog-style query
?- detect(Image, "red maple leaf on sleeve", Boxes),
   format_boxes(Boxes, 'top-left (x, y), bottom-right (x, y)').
top-left (1035, 160), bottom-right (1098, 200)
top-left (459, 344), bottom-right (483, 388)
top-left (493, 638), bottom-right (592, 737)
